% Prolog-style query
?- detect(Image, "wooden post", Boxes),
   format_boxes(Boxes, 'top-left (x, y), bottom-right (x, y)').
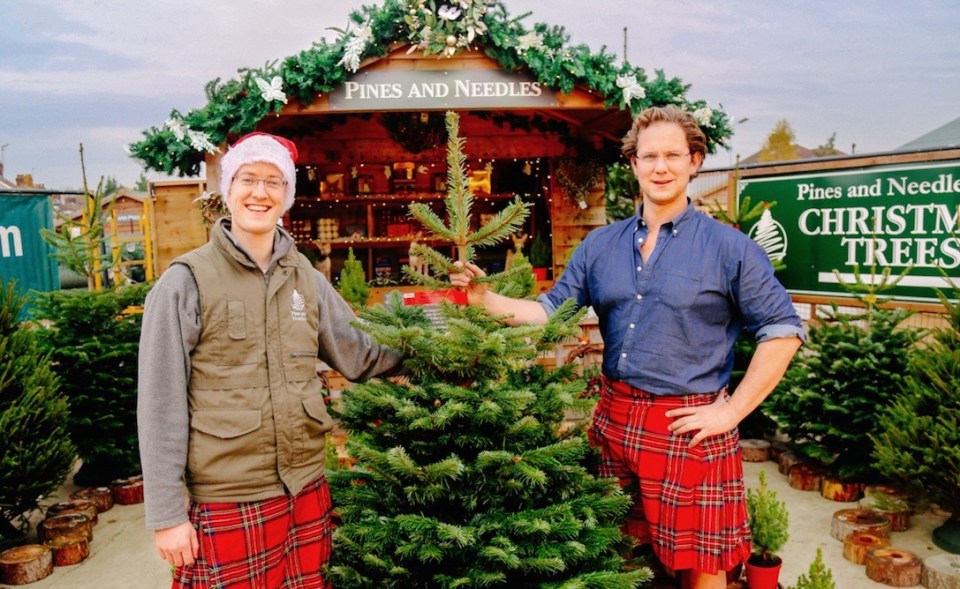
top-left (865, 548), bottom-right (922, 587)
top-left (0, 545), bottom-right (54, 584)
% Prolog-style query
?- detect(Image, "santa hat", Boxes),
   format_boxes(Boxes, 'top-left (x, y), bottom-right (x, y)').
top-left (220, 132), bottom-right (299, 213)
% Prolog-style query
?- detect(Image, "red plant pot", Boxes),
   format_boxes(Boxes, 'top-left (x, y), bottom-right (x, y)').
top-left (745, 554), bottom-right (782, 589)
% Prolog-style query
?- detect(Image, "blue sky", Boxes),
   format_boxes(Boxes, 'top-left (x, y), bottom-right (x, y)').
top-left (2, 0), bottom-right (958, 190)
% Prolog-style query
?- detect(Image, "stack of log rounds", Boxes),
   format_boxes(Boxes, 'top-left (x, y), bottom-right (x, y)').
top-left (831, 508), bottom-right (892, 542)
top-left (46, 498), bottom-right (99, 526)
top-left (922, 553), bottom-right (960, 588)
top-left (860, 495), bottom-right (912, 532)
top-left (778, 450), bottom-right (799, 475)
top-left (865, 548), bottom-right (922, 587)
top-left (843, 532), bottom-right (891, 564)
top-left (788, 463), bottom-right (828, 491)
top-left (38, 512), bottom-right (93, 544)
top-left (70, 486), bottom-right (114, 513)
top-left (44, 536), bottom-right (89, 567)
top-left (0, 545), bottom-right (54, 584)
top-left (110, 475), bottom-right (144, 505)
top-left (821, 476), bottom-right (864, 502)
top-left (739, 439), bottom-right (771, 462)
top-left (864, 484), bottom-right (911, 501)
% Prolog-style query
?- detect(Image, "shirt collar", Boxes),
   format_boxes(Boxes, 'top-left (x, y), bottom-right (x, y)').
top-left (634, 198), bottom-right (696, 231)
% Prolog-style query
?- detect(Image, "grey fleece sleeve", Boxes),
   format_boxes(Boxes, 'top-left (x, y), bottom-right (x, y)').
top-left (312, 271), bottom-right (405, 381)
top-left (137, 265), bottom-right (200, 531)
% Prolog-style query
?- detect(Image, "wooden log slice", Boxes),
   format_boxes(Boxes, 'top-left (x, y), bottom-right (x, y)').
top-left (821, 476), bottom-right (864, 502)
top-left (778, 450), bottom-right (799, 475)
top-left (788, 463), bottom-right (827, 491)
top-left (768, 441), bottom-right (789, 462)
top-left (831, 508), bottom-right (892, 542)
top-left (865, 547), bottom-right (921, 587)
top-left (70, 486), bottom-right (114, 513)
top-left (864, 484), bottom-right (911, 502)
top-left (843, 532), bottom-right (891, 564)
top-left (38, 512), bottom-right (94, 544)
top-left (44, 537), bottom-right (90, 567)
top-left (47, 498), bottom-right (99, 525)
top-left (921, 553), bottom-right (960, 589)
top-left (740, 439), bottom-right (772, 462)
top-left (859, 496), bottom-right (912, 532)
top-left (0, 544), bottom-right (54, 585)
top-left (110, 475), bottom-right (144, 505)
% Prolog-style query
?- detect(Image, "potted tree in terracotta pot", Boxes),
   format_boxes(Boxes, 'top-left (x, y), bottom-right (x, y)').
top-left (746, 470), bottom-right (789, 589)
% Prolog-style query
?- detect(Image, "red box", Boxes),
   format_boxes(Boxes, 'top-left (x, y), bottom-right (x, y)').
top-left (386, 223), bottom-right (412, 237)
top-left (402, 289), bottom-right (468, 306)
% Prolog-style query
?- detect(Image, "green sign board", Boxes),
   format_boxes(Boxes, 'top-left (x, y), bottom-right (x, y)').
top-left (0, 193), bottom-right (60, 298)
top-left (738, 160), bottom-right (960, 304)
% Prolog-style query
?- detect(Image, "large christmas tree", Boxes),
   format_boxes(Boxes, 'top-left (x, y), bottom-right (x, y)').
top-left (326, 112), bottom-right (649, 588)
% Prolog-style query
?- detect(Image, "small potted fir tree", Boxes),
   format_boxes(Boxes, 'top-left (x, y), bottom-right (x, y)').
top-left (528, 233), bottom-right (551, 281)
top-left (791, 547), bottom-right (835, 589)
top-left (746, 469), bottom-right (790, 589)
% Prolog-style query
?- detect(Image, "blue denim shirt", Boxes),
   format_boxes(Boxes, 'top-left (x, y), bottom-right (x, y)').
top-left (539, 201), bottom-right (804, 395)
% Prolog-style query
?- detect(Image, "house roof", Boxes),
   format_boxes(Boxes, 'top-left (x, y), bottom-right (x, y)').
top-left (896, 116), bottom-right (960, 151)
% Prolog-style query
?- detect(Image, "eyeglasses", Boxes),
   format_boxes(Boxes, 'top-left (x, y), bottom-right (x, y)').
top-left (635, 151), bottom-right (691, 168)
top-left (233, 175), bottom-right (287, 192)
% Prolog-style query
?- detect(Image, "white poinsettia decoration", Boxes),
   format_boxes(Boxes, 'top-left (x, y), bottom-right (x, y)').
top-left (256, 76), bottom-right (288, 104)
top-left (187, 130), bottom-right (218, 154)
top-left (338, 22), bottom-right (373, 72)
top-left (692, 107), bottom-right (715, 127)
top-left (616, 74), bottom-right (646, 105)
top-left (437, 5), bottom-right (462, 20)
top-left (516, 31), bottom-right (544, 53)
top-left (164, 117), bottom-right (186, 141)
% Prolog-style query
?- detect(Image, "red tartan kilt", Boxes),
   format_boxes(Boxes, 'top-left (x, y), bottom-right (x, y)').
top-left (589, 379), bottom-right (751, 574)
top-left (173, 477), bottom-right (332, 589)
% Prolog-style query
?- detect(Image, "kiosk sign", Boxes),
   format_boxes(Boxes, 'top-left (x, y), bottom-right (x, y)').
top-left (0, 193), bottom-right (60, 297)
top-left (739, 160), bottom-right (960, 303)
top-left (329, 69), bottom-right (557, 111)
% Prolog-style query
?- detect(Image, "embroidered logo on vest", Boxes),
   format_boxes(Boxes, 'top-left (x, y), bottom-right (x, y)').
top-left (291, 289), bottom-right (307, 321)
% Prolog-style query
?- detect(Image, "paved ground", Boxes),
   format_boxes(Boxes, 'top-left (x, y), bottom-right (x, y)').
top-left (10, 460), bottom-right (953, 588)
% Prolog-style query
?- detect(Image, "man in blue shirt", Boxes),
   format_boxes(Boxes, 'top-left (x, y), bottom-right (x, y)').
top-left (450, 105), bottom-right (804, 589)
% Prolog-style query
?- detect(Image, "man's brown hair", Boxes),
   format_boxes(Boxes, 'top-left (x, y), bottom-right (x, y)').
top-left (621, 105), bottom-right (708, 162)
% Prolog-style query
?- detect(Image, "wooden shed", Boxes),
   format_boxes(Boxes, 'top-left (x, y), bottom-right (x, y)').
top-left (133, 1), bottom-right (731, 285)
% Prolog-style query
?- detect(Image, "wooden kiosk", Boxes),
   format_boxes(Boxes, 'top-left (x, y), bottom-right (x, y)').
top-left (198, 47), bottom-right (628, 285)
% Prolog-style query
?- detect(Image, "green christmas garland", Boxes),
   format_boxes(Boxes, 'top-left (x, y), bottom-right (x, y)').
top-left (128, 0), bottom-right (732, 177)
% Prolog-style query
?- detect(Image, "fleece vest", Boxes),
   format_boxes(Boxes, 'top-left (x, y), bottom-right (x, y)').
top-left (175, 225), bottom-right (332, 502)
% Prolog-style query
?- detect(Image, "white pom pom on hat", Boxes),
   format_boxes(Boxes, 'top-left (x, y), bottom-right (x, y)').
top-left (219, 132), bottom-right (299, 213)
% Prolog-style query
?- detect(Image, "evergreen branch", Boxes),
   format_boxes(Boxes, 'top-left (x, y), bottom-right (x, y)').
top-left (407, 203), bottom-right (453, 239)
top-left (466, 197), bottom-right (532, 248)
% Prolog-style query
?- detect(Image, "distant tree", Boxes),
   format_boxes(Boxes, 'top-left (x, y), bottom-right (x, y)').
top-left (134, 173), bottom-right (149, 192)
top-left (813, 133), bottom-right (843, 157)
top-left (102, 176), bottom-right (120, 195)
top-left (758, 120), bottom-right (799, 162)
